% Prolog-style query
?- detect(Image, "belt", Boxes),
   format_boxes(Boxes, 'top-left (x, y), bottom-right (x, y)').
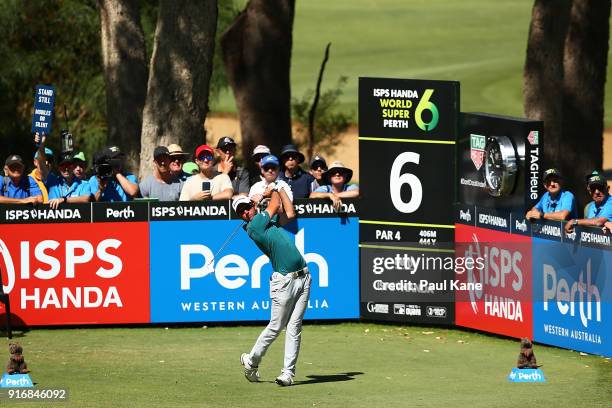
top-left (288, 267), bottom-right (309, 279)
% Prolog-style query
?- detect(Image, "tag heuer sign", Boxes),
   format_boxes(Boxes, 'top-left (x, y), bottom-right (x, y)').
top-left (527, 131), bottom-right (539, 145)
top-left (470, 134), bottom-right (486, 170)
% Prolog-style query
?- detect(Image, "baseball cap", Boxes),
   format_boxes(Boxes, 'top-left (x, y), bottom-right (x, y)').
top-left (34, 147), bottom-right (54, 160)
top-left (195, 144), bottom-right (214, 159)
top-left (252, 145), bottom-right (271, 157)
top-left (153, 146), bottom-right (170, 159)
top-left (104, 145), bottom-right (124, 159)
top-left (260, 154), bottom-right (280, 168)
top-left (310, 155), bottom-right (327, 169)
top-left (168, 144), bottom-right (189, 157)
top-left (72, 151), bottom-right (86, 162)
top-left (232, 195), bottom-right (252, 214)
top-left (586, 171), bottom-right (607, 188)
top-left (5, 154), bottom-right (24, 166)
top-left (58, 152), bottom-right (74, 166)
top-left (217, 136), bottom-right (236, 149)
top-left (542, 168), bottom-right (561, 182)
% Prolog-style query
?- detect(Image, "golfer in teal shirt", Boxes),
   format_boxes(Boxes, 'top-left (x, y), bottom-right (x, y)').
top-left (234, 185), bottom-right (310, 387)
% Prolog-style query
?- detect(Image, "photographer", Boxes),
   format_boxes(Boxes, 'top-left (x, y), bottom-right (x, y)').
top-left (88, 146), bottom-right (139, 202)
top-left (47, 153), bottom-right (91, 209)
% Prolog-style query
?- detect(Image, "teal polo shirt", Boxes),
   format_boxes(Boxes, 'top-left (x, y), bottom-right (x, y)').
top-left (246, 211), bottom-right (306, 274)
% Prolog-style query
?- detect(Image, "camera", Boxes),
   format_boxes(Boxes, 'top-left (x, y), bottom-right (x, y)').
top-left (93, 151), bottom-right (114, 180)
top-left (60, 129), bottom-right (74, 155)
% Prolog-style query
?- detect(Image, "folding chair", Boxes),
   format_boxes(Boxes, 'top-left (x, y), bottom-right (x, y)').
top-left (0, 267), bottom-right (12, 339)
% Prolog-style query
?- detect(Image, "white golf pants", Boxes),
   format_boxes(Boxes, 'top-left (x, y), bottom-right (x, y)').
top-left (249, 269), bottom-right (312, 376)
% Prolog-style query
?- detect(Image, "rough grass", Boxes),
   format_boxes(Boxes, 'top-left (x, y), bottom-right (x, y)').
top-left (2, 322), bottom-right (611, 407)
top-left (213, 0), bottom-right (612, 126)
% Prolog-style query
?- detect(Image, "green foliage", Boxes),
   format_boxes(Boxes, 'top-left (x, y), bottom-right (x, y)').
top-left (0, 0), bottom-right (105, 167)
top-left (292, 76), bottom-right (352, 158)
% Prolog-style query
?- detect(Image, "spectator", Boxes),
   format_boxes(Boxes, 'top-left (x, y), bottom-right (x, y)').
top-left (30, 146), bottom-right (54, 203)
top-left (168, 144), bottom-right (191, 181)
top-left (309, 154), bottom-right (327, 192)
top-left (179, 144), bottom-right (233, 201)
top-left (249, 155), bottom-right (293, 205)
top-left (47, 153), bottom-right (91, 209)
top-left (565, 171), bottom-right (612, 233)
top-left (139, 146), bottom-right (184, 201)
top-left (526, 168), bottom-right (577, 221)
top-left (277, 144), bottom-right (315, 198)
top-left (72, 151), bottom-right (89, 181)
top-left (214, 136), bottom-right (250, 197)
top-left (310, 161), bottom-right (359, 210)
top-left (182, 162), bottom-right (199, 175)
top-left (250, 144), bottom-right (271, 185)
top-left (89, 146), bottom-right (139, 202)
top-left (0, 154), bottom-right (42, 204)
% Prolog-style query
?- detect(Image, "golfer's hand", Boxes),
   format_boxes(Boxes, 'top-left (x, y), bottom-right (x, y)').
top-left (191, 190), bottom-right (212, 201)
top-left (251, 193), bottom-right (263, 204)
top-left (263, 183), bottom-right (276, 198)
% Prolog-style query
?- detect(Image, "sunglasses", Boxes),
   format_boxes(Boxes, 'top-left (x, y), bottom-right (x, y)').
top-left (7, 164), bottom-right (24, 172)
top-left (197, 154), bottom-right (214, 161)
top-left (263, 165), bottom-right (278, 172)
top-left (59, 164), bottom-right (75, 171)
top-left (284, 155), bottom-right (297, 162)
top-left (170, 156), bottom-right (184, 163)
top-left (312, 166), bottom-right (327, 172)
top-left (589, 185), bottom-right (606, 193)
top-left (236, 203), bottom-right (253, 216)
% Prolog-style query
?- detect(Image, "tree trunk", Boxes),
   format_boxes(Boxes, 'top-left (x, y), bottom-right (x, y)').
top-left (221, 0), bottom-right (295, 175)
top-left (562, 0), bottom-right (610, 203)
top-left (523, 0), bottom-right (571, 170)
top-left (139, 0), bottom-right (218, 177)
top-left (98, 0), bottom-right (148, 174)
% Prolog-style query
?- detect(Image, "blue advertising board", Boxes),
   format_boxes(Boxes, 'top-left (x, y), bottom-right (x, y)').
top-left (532, 237), bottom-right (612, 356)
top-left (31, 85), bottom-right (55, 134)
top-left (149, 217), bottom-right (359, 323)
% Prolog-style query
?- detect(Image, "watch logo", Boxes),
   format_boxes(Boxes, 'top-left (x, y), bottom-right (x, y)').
top-left (415, 89), bottom-right (439, 131)
top-left (470, 134), bottom-right (486, 170)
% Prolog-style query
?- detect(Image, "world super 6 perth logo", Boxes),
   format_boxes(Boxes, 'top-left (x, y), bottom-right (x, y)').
top-left (532, 238), bottom-right (612, 356)
top-left (148, 218), bottom-right (359, 322)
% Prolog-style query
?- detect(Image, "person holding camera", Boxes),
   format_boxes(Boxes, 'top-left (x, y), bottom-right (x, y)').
top-left (88, 146), bottom-right (139, 202)
top-left (46, 153), bottom-right (91, 209)
top-left (179, 144), bottom-right (233, 201)
top-left (526, 168), bottom-right (577, 222)
top-left (139, 146), bottom-right (184, 201)
top-left (0, 154), bottom-right (43, 204)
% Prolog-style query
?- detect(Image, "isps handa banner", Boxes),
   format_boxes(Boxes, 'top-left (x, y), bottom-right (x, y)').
top-left (148, 217), bottom-right (359, 323)
top-left (454, 224), bottom-right (533, 339)
top-left (0, 222), bottom-right (150, 325)
top-left (532, 238), bottom-right (612, 356)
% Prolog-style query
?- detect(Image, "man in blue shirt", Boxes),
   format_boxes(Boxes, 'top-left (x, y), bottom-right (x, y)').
top-left (565, 171), bottom-right (612, 233)
top-left (526, 168), bottom-right (577, 221)
top-left (0, 154), bottom-right (42, 204)
top-left (234, 187), bottom-right (310, 387)
top-left (47, 153), bottom-right (91, 209)
top-left (277, 144), bottom-right (314, 199)
top-left (89, 146), bottom-right (139, 202)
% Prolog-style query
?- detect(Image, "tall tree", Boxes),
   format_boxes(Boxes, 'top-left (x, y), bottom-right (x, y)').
top-left (98, 0), bottom-right (148, 173)
top-left (523, 0), bottom-right (571, 169)
top-left (221, 0), bottom-right (295, 175)
top-left (561, 0), bottom-right (611, 200)
top-left (139, 0), bottom-right (218, 177)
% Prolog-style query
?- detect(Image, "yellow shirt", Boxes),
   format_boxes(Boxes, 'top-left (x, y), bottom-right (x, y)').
top-left (28, 169), bottom-right (49, 203)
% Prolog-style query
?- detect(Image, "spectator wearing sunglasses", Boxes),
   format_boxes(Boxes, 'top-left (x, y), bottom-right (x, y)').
top-left (250, 144), bottom-right (271, 185)
top-left (0, 154), bottom-right (43, 204)
top-left (310, 161), bottom-right (359, 211)
top-left (179, 144), bottom-right (233, 201)
top-left (249, 155), bottom-right (293, 205)
top-left (139, 146), bottom-right (184, 201)
top-left (526, 168), bottom-right (577, 221)
top-left (213, 136), bottom-right (250, 197)
top-left (565, 171), bottom-right (612, 233)
top-left (168, 144), bottom-right (191, 181)
top-left (308, 155), bottom-right (327, 192)
top-left (277, 144), bottom-right (315, 199)
top-left (46, 153), bottom-right (92, 209)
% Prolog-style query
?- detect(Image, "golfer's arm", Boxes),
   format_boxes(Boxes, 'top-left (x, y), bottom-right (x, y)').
top-left (278, 188), bottom-right (295, 220)
top-left (265, 191), bottom-right (281, 217)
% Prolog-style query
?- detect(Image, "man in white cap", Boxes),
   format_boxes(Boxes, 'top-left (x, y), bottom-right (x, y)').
top-left (168, 144), bottom-right (191, 181)
top-left (250, 144), bottom-right (271, 185)
top-left (233, 185), bottom-right (310, 387)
